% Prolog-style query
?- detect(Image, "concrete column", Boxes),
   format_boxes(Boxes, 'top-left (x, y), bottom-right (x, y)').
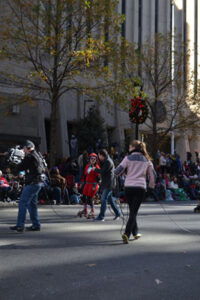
top-left (175, 132), bottom-right (190, 161)
top-left (57, 98), bottom-right (70, 159)
top-left (189, 134), bottom-right (200, 160)
top-left (77, 91), bottom-right (81, 120)
top-left (197, 0), bottom-right (200, 80)
top-left (113, 104), bottom-right (125, 153)
top-left (186, 0), bottom-right (195, 74)
top-left (159, 0), bottom-right (171, 33)
top-left (133, 0), bottom-right (139, 43)
top-left (37, 101), bottom-right (47, 153)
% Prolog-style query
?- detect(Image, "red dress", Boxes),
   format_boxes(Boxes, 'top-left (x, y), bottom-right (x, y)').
top-left (82, 164), bottom-right (100, 198)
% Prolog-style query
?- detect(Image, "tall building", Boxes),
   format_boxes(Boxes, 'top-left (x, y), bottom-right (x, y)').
top-left (120, 0), bottom-right (200, 160)
top-left (0, 0), bottom-right (199, 161)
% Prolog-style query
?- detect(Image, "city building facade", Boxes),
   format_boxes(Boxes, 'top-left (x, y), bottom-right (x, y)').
top-left (0, 0), bottom-right (200, 161)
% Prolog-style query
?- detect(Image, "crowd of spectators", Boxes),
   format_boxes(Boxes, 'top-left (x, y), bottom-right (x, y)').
top-left (151, 150), bottom-right (200, 202)
top-left (1, 147), bottom-right (200, 205)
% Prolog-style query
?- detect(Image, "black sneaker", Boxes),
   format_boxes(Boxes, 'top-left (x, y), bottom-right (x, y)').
top-left (113, 215), bottom-right (120, 220)
top-left (10, 226), bottom-right (24, 232)
top-left (26, 226), bottom-right (41, 231)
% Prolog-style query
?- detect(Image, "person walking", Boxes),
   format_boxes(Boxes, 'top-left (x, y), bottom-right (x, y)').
top-left (94, 149), bottom-right (120, 221)
top-left (114, 140), bottom-right (156, 244)
top-left (10, 140), bottom-right (44, 232)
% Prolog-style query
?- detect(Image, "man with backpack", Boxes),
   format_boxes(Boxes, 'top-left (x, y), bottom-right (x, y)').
top-left (10, 140), bottom-right (44, 232)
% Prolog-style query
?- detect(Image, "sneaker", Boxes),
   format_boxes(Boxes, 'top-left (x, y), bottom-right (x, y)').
top-left (77, 209), bottom-right (88, 218)
top-left (113, 215), bottom-right (120, 221)
top-left (26, 226), bottom-right (41, 231)
top-left (10, 225), bottom-right (24, 232)
top-left (134, 233), bottom-right (142, 240)
top-left (122, 233), bottom-right (129, 244)
top-left (94, 216), bottom-right (104, 222)
top-left (87, 212), bottom-right (95, 219)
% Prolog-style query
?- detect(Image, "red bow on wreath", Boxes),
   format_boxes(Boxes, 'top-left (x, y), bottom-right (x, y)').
top-left (129, 97), bottom-right (148, 124)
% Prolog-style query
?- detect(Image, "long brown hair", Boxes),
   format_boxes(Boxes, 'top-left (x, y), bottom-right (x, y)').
top-left (129, 140), bottom-right (152, 161)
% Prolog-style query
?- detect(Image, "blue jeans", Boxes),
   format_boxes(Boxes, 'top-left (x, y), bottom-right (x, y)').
top-left (99, 189), bottom-right (120, 219)
top-left (50, 186), bottom-right (62, 204)
top-left (65, 188), bottom-right (70, 204)
top-left (70, 194), bottom-right (80, 204)
top-left (17, 183), bottom-right (42, 228)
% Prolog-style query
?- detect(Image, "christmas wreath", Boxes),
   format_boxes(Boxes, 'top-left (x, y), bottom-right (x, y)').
top-left (129, 97), bottom-right (148, 124)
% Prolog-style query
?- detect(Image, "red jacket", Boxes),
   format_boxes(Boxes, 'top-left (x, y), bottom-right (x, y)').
top-left (82, 164), bottom-right (100, 197)
top-left (0, 176), bottom-right (9, 187)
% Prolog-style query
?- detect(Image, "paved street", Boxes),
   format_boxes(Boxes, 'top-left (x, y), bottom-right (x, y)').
top-left (0, 201), bottom-right (200, 300)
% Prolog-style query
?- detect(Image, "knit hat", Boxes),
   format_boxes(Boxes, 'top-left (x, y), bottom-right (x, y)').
top-left (23, 140), bottom-right (35, 149)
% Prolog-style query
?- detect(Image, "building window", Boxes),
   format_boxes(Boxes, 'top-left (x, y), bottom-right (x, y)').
top-left (121, 0), bottom-right (126, 38)
top-left (138, 0), bottom-right (143, 76)
top-left (11, 104), bottom-right (20, 114)
top-left (183, 0), bottom-right (187, 85)
top-left (138, 0), bottom-right (142, 46)
top-left (194, 0), bottom-right (198, 93)
top-left (155, 0), bottom-right (159, 34)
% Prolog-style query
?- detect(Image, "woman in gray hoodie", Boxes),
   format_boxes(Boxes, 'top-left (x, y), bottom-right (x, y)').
top-left (114, 140), bottom-right (156, 244)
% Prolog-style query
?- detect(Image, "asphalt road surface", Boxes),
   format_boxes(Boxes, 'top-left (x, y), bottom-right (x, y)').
top-left (0, 201), bottom-right (200, 300)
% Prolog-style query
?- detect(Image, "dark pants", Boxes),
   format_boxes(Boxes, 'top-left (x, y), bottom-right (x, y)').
top-left (0, 186), bottom-right (10, 201)
top-left (124, 187), bottom-right (145, 237)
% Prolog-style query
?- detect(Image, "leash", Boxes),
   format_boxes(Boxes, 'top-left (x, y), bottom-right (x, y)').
top-left (158, 201), bottom-right (199, 235)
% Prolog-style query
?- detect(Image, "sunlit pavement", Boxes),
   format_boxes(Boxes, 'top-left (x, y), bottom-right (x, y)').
top-left (0, 201), bottom-right (200, 300)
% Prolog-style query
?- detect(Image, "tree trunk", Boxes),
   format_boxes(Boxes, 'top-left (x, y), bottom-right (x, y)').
top-left (152, 131), bottom-right (158, 168)
top-left (49, 97), bottom-right (58, 168)
top-left (152, 111), bottom-right (158, 167)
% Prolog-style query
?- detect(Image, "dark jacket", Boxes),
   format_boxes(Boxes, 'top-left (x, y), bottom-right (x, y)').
top-left (17, 150), bottom-right (43, 184)
top-left (95, 155), bottom-right (115, 190)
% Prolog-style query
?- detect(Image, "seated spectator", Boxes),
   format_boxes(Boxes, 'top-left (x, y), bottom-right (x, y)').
top-left (188, 176), bottom-right (199, 200)
top-left (145, 186), bottom-right (160, 201)
top-left (197, 162), bottom-right (200, 178)
top-left (17, 171), bottom-right (26, 187)
top-left (49, 167), bottom-right (69, 205)
top-left (170, 177), bottom-right (179, 189)
top-left (154, 175), bottom-right (166, 200)
top-left (169, 176), bottom-right (188, 201)
top-left (0, 170), bottom-right (10, 201)
top-left (4, 167), bottom-right (16, 183)
top-left (160, 152), bottom-right (167, 175)
top-left (7, 181), bottom-right (21, 201)
top-left (5, 171), bottom-right (25, 202)
top-left (69, 182), bottom-right (81, 204)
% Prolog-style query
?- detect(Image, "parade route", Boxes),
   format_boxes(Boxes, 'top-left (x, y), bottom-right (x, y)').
top-left (0, 202), bottom-right (200, 300)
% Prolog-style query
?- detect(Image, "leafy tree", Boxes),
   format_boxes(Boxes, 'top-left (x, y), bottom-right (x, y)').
top-left (123, 33), bottom-right (200, 163)
top-left (74, 106), bottom-right (106, 152)
top-left (0, 0), bottom-right (135, 166)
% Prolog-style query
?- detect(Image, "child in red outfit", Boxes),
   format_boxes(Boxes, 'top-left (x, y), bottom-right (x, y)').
top-left (78, 153), bottom-right (100, 218)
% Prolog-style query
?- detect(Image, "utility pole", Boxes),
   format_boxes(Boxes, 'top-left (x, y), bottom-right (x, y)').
top-left (171, 0), bottom-right (175, 155)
